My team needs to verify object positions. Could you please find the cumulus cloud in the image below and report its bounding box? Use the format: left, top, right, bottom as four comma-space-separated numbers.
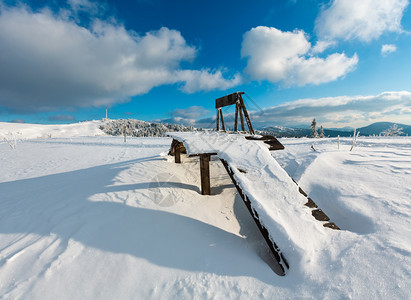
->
250, 91, 411, 128
176, 69, 242, 94
310, 40, 337, 54
0, 5, 240, 112
381, 44, 397, 56
315, 0, 409, 42
241, 26, 358, 86
171, 106, 210, 119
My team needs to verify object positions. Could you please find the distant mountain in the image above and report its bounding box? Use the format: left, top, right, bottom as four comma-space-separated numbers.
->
100, 119, 410, 138
257, 126, 353, 138
357, 122, 411, 136
257, 122, 410, 138
327, 127, 354, 132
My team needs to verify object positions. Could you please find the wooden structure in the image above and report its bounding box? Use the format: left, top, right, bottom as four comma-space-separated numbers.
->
215, 92, 255, 135
166, 92, 339, 276
168, 131, 340, 276
169, 139, 215, 195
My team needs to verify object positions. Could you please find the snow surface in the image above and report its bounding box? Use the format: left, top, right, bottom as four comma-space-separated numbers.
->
0, 122, 410, 299
0, 121, 105, 140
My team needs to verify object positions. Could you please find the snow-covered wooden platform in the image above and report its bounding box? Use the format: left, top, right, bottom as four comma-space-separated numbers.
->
167, 131, 338, 276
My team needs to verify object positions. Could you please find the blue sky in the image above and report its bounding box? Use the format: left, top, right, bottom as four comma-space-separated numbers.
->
0, 0, 410, 128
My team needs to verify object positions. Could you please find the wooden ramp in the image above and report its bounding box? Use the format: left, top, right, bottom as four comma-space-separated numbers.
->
167, 131, 338, 276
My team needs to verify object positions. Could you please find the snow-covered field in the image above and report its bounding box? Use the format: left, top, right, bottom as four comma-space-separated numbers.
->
0, 123, 410, 299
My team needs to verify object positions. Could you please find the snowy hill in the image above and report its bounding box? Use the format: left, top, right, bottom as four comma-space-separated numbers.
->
0, 119, 195, 142
357, 122, 411, 136
0, 133, 410, 298
0, 120, 105, 140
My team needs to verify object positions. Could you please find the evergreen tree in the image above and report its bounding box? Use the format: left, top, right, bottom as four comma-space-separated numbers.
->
310, 118, 319, 138
319, 125, 325, 138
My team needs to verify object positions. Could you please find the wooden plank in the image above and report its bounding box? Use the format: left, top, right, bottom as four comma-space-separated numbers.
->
200, 154, 211, 195
188, 153, 217, 157
245, 135, 285, 150
215, 92, 244, 108
220, 159, 289, 276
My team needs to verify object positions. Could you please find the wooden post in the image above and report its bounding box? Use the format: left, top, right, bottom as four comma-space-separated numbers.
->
234, 102, 239, 132
124, 126, 127, 143
175, 142, 181, 163
216, 109, 220, 131
200, 154, 211, 195
239, 95, 254, 135
219, 109, 226, 132
239, 104, 245, 132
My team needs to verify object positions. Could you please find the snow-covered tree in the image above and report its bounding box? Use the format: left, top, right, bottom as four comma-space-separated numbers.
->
381, 124, 404, 136
310, 118, 319, 138
99, 119, 195, 137
319, 125, 325, 138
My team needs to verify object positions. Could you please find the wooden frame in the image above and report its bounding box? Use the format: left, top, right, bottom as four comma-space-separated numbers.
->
215, 92, 255, 135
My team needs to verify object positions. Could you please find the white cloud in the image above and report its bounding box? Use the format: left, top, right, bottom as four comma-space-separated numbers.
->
0, 5, 240, 112
315, 0, 409, 42
67, 0, 100, 13
311, 40, 336, 54
171, 106, 210, 119
241, 26, 358, 86
250, 91, 411, 128
176, 69, 242, 93
381, 44, 397, 56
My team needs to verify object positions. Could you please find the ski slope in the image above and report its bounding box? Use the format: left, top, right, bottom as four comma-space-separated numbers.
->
0, 122, 410, 299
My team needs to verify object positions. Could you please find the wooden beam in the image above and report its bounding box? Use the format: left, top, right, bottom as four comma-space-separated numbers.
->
220, 159, 289, 276
245, 135, 285, 151
215, 92, 244, 108
188, 152, 217, 157
239, 104, 245, 132
239, 95, 255, 135
175, 142, 181, 163
219, 109, 226, 131
200, 154, 211, 195
234, 102, 239, 132
216, 109, 220, 131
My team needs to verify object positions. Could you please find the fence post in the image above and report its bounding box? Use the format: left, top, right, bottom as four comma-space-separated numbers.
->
200, 154, 211, 195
